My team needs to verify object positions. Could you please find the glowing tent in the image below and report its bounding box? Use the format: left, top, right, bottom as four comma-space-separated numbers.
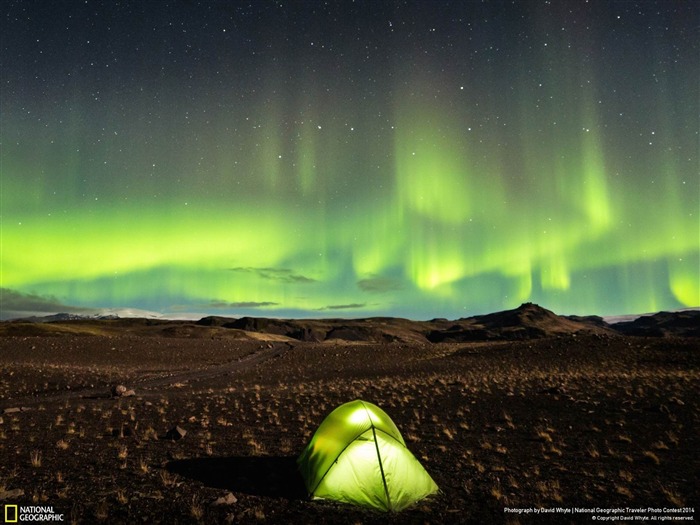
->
297, 399, 439, 512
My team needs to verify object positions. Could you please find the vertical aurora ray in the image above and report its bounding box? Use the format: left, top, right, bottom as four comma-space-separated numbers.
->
393, 94, 469, 292
296, 116, 319, 196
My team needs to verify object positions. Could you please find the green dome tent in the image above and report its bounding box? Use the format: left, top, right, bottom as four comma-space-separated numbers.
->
297, 399, 439, 512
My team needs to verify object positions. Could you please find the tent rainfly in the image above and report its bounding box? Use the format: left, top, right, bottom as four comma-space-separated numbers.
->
297, 399, 439, 512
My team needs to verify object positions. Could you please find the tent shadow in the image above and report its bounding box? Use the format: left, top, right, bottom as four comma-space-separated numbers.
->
166, 455, 307, 500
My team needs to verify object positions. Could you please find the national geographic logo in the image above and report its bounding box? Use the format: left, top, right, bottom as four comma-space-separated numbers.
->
4, 505, 64, 522
4, 505, 18, 523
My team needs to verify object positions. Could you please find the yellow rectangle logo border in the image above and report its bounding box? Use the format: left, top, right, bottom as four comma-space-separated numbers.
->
5, 504, 19, 523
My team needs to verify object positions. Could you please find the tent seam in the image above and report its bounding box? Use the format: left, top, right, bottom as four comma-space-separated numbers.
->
310, 427, 408, 494
362, 400, 393, 511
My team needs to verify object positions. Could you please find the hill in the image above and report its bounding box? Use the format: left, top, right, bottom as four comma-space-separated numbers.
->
3, 303, 697, 341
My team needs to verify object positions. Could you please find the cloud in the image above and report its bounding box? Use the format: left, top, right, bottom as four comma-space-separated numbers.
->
0, 288, 86, 316
208, 300, 279, 309
228, 267, 316, 284
318, 303, 366, 311
357, 276, 403, 293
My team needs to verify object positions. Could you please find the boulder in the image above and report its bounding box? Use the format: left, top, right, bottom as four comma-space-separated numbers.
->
111, 385, 136, 397
211, 492, 238, 506
165, 425, 187, 441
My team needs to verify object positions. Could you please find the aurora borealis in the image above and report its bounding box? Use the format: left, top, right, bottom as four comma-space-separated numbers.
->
1, 1, 698, 320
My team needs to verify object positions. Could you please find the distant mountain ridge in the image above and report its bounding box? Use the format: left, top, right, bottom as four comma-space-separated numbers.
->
5, 303, 698, 341
611, 309, 700, 338
14, 312, 121, 323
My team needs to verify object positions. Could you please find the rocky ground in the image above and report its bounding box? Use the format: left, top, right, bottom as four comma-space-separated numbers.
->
0, 323, 697, 523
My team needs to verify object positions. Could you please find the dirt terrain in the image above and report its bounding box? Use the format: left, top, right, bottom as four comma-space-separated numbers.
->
0, 308, 698, 524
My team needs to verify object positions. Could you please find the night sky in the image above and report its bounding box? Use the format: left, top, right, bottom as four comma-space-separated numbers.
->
1, 1, 698, 320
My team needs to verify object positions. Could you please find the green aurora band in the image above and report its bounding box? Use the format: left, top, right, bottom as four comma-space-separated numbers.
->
1, 4, 698, 319
3, 79, 697, 318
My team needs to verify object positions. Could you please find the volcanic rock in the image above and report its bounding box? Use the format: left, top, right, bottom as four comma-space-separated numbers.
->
211, 492, 238, 506
2, 407, 32, 414
164, 425, 187, 441
111, 385, 136, 397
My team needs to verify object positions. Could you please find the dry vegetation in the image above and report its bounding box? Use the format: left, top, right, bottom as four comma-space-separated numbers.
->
0, 327, 697, 524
